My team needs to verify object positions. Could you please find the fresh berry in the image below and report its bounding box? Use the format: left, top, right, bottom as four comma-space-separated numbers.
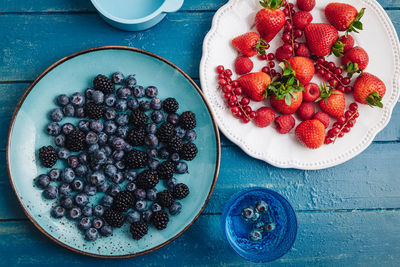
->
179, 111, 196, 130
100, 225, 113, 237
241, 206, 255, 221
38, 145, 58, 168
293, 11, 313, 30
152, 211, 169, 230
296, 43, 311, 57
353, 72, 386, 107
157, 190, 174, 208
135, 170, 159, 189
234, 56, 254, 75
51, 205, 65, 218
102, 208, 124, 228
180, 142, 198, 161
162, 98, 179, 114
130, 221, 148, 240
93, 74, 114, 94
295, 120, 326, 149
339, 35, 355, 53
325, 3, 365, 33
254, 107, 275, 128
231, 32, 267, 57
275, 46, 293, 61
82, 206, 93, 217
297, 102, 315, 120
287, 57, 315, 85
173, 183, 189, 200
79, 217, 92, 230
129, 109, 148, 127
169, 202, 182, 215
84, 102, 104, 120
157, 122, 175, 142
168, 136, 183, 153
313, 112, 330, 128
270, 91, 303, 114
112, 191, 135, 212
317, 83, 346, 118
255, 0, 286, 42
126, 128, 146, 146
126, 76, 137, 89
85, 228, 99, 241
124, 149, 148, 169
112, 72, 124, 84
157, 161, 175, 179
237, 72, 271, 102
305, 23, 339, 56
297, 0, 315, 12
303, 83, 320, 102
342, 46, 369, 75
68, 207, 82, 220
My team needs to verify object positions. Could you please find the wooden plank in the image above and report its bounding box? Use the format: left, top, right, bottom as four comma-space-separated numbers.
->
0, 210, 398, 265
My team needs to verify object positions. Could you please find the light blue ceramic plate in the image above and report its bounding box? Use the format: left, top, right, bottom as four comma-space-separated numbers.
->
7, 46, 220, 258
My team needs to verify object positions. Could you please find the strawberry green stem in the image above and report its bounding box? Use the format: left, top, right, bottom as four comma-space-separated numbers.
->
366, 91, 383, 108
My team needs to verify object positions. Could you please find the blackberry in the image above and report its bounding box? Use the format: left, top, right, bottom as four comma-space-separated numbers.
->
156, 161, 175, 179
38, 145, 58, 168
93, 74, 114, 94
179, 111, 196, 130
156, 122, 175, 143
173, 183, 189, 200
84, 102, 104, 120
157, 190, 174, 208
162, 98, 179, 113
180, 142, 198, 161
126, 128, 145, 146
102, 208, 124, 228
129, 109, 148, 127
124, 149, 148, 169
152, 211, 169, 230
130, 221, 148, 240
113, 191, 135, 212
135, 170, 159, 189
167, 136, 183, 153
65, 130, 86, 152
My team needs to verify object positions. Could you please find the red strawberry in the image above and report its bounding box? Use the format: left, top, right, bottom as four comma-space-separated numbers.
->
342, 46, 369, 76
295, 120, 326, 149
255, 107, 275, 128
232, 32, 268, 57
271, 91, 303, 114
296, 43, 311, 57
303, 83, 320, 102
237, 72, 271, 102
293, 11, 313, 30
325, 3, 365, 33
353, 72, 386, 107
317, 83, 346, 118
296, 0, 315, 12
339, 35, 355, 53
255, 0, 286, 42
275, 46, 293, 61
297, 102, 315, 120
275, 115, 295, 134
288, 57, 315, 85
313, 112, 330, 128
305, 23, 339, 57
234, 56, 253, 75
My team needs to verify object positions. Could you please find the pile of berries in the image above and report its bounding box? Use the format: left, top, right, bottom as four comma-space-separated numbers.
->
241, 200, 276, 242
36, 72, 198, 241
325, 102, 359, 144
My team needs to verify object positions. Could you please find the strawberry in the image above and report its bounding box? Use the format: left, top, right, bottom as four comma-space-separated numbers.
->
237, 72, 271, 102
317, 83, 346, 118
255, 0, 286, 42
313, 112, 330, 128
340, 35, 355, 53
287, 57, 315, 85
295, 120, 326, 149
342, 46, 369, 77
271, 91, 303, 114
325, 3, 365, 34
275, 115, 295, 134
296, 0, 315, 12
255, 107, 275, 128
353, 72, 386, 108
297, 102, 315, 120
303, 83, 320, 102
275, 46, 293, 61
293, 11, 313, 30
305, 23, 339, 57
234, 56, 253, 75
232, 32, 269, 57
296, 43, 311, 57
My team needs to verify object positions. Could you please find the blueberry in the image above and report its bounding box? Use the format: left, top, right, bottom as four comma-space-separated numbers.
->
170, 153, 180, 162
97, 132, 108, 145
108, 135, 116, 145
58, 148, 70, 159
151, 110, 164, 123
97, 181, 110, 193
265, 221, 276, 232
75, 193, 89, 207
61, 168, 75, 183
84, 185, 97, 196
85, 228, 99, 241
255, 201, 268, 213
144, 134, 158, 148
85, 88, 95, 99
169, 202, 182, 215
135, 200, 147, 211
254, 221, 265, 233
84, 131, 98, 145
151, 203, 162, 213
49, 168, 61, 181
102, 195, 113, 207
78, 152, 89, 164
55, 134, 66, 147
112, 137, 126, 150
126, 182, 136, 192
150, 97, 162, 110
165, 177, 177, 190
36, 174, 50, 188
115, 161, 125, 170
116, 126, 128, 138
115, 99, 127, 112
127, 98, 139, 110
249, 229, 262, 242
124, 143, 132, 152
93, 205, 105, 217
90, 171, 105, 186
51, 206, 66, 218
50, 108, 63, 122
241, 206, 255, 221
112, 150, 124, 161
62, 123, 75, 135
251, 211, 261, 222
69, 207, 82, 220
134, 189, 146, 200
145, 86, 158, 98
88, 144, 99, 154
67, 156, 79, 169
146, 188, 158, 201
124, 170, 137, 182
103, 146, 112, 157
104, 164, 117, 178
59, 184, 72, 196
146, 148, 158, 159
82, 206, 93, 217
139, 100, 151, 111
57, 94, 69, 106
112, 72, 124, 84
75, 164, 88, 177
78, 120, 90, 132
175, 126, 186, 138
90, 120, 104, 133
90, 163, 101, 171
167, 113, 179, 125
71, 179, 84, 192
116, 87, 132, 99
79, 217, 92, 230
104, 94, 117, 107
62, 104, 75, 117
185, 130, 197, 141
108, 184, 121, 197
141, 210, 153, 222
92, 217, 104, 229
100, 225, 113, 237
126, 76, 137, 88
176, 162, 188, 174
75, 107, 85, 118
126, 211, 141, 223
112, 172, 124, 184
70, 92, 85, 107
91, 150, 107, 165
158, 147, 169, 159
92, 90, 104, 104
133, 85, 144, 97
115, 114, 129, 126
47, 122, 61, 136
148, 159, 159, 170
103, 121, 117, 135
145, 123, 157, 134
43, 185, 58, 199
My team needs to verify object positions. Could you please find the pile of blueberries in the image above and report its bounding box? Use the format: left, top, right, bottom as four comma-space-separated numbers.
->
36, 72, 197, 241
241, 201, 276, 242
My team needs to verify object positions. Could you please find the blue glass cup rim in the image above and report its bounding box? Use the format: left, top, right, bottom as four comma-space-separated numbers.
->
221, 187, 298, 263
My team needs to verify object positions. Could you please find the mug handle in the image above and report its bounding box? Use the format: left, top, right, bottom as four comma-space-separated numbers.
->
161, 0, 184, 13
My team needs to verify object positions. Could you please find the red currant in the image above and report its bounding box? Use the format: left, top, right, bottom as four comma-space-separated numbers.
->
242, 117, 250, 123
282, 34, 291, 43
222, 85, 232, 93
333, 122, 342, 128
231, 106, 239, 114
224, 69, 232, 77
315, 64, 321, 71
345, 110, 353, 118
318, 69, 326, 76
258, 54, 267, 60
347, 119, 355, 127
234, 87, 243, 95
324, 137, 333, 144
231, 80, 239, 88
353, 112, 359, 118
228, 101, 236, 107
327, 62, 336, 71
283, 8, 289, 16
230, 95, 238, 103
244, 106, 252, 114
327, 130, 335, 138
293, 42, 300, 50
261, 66, 270, 74
291, 9, 295, 15
324, 73, 333, 81
334, 68, 343, 76
329, 78, 338, 87
341, 77, 351, 85
269, 61, 275, 68
226, 77, 232, 83
249, 111, 257, 119
294, 29, 303, 38
240, 97, 250, 106
235, 110, 243, 118
216, 65, 224, 74
344, 86, 353, 93
336, 85, 345, 93
282, 44, 293, 53
349, 103, 358, 111
218, 74, 225, 79
218, 79, 227, 87
271, 69, 277, 75
267, 53, 275, 61
285, 21, 293, 31
317, 57, 325, 64
338, 132, 345, 138
337, 116, 346, 124
224, 92, 232, 100
342, 126, 350, 133
332, 127, 340, 135
288, 3, 294, 8
275, 73, 282, 79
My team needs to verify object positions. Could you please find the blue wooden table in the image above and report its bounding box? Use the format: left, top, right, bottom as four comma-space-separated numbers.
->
0, 0, 399, 265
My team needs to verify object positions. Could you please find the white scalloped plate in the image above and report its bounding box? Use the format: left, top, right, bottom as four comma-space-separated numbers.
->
200, 0, 400, 170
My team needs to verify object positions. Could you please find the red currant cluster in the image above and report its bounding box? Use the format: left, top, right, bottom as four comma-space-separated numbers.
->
325, 102, 359, 144
314, 57, 353, 93
259, 53, 281, 78
216, 65, 256, 123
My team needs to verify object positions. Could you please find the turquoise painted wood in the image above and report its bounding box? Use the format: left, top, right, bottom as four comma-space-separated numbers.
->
0, 0, 399, 265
